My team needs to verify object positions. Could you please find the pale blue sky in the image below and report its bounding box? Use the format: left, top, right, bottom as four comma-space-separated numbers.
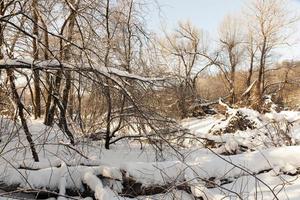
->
149, 0, 246, 34
148, 0, 300, 60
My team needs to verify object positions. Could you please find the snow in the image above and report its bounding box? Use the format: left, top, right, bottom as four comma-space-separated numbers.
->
93, 166, 122, 180
82, 172, 104, 199
0, 58, 163, 82
82, 171, 121, 200
209, 172, 300, 200
136, 190, 195, 200
122, 161, 185, 186
187, 146, 300, 179
1, 107, 300, 199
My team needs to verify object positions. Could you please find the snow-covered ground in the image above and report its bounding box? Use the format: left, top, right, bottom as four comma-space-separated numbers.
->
1, 108, 300, 199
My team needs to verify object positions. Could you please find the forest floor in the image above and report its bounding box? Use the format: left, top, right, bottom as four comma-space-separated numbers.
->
0, 107, 300, 199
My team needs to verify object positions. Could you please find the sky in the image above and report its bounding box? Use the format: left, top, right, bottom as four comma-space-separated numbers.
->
149, 0, 246, 34
148, 0, 300, 61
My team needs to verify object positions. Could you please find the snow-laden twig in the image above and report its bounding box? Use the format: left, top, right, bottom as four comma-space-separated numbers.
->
0, 58, 164, 83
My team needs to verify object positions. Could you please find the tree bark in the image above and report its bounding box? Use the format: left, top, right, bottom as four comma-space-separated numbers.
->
58, 0, 77, 144
6, 69, 39, 162
44, 70, 62, 126
37, 10, 53, 125
255, 36, 267, 107
32, 0, 41, 119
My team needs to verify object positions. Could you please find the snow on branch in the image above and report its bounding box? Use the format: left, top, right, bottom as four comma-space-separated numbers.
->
0, 58, 164, 82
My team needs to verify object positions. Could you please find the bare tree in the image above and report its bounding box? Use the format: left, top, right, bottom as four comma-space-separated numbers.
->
160, 21, 204, 118
245, 31, 257, 90
218, 15, 244, 104
246, 0, 298, 108
0, 0, 39, 161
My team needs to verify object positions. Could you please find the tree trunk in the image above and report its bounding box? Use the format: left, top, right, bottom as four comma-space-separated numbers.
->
178, 84, 188, 119
247, 55, 254, 88
244, 52, 254, 103
38, 11, 53, 125
104, 0, 112, 149
0, 1, 4, 60
68, 76, 74, 120
57, 99, 75, 145
57, 0, 77, 144
60, 70, 71, 126
6, 69, 39, 162
44, 74, 53, 124
44, 70, 62, 126
230, 69, 236, 105
32, 0, 41, 119
228, 46, 236, 105
104, 82, 112, 150
255, 37, 267, 108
